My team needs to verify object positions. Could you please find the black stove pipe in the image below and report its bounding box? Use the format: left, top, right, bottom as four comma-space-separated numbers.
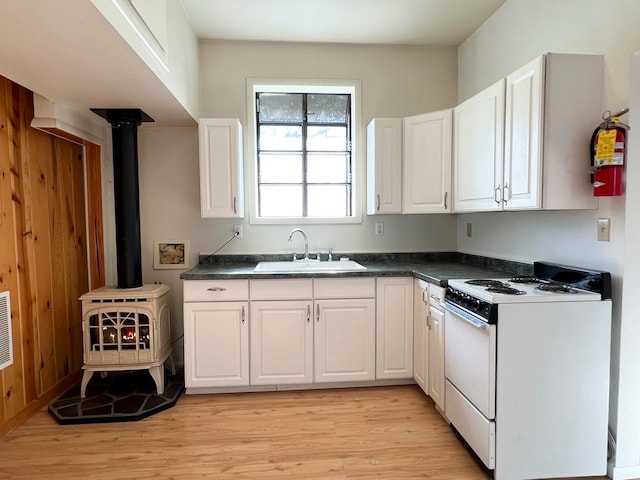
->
91, 108, 154, 289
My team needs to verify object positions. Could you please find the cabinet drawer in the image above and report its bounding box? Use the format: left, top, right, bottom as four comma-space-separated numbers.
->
428, 284, 445, 308
314, 277, 375, 299
250, 279, 313, 300
183, 280, 249, 302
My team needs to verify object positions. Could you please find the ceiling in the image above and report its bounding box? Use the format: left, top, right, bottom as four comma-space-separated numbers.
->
180, 0, 507, 46
0, 0, 506, 129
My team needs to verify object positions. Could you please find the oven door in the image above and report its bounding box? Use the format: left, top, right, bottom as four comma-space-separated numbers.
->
443, 301, 496, 419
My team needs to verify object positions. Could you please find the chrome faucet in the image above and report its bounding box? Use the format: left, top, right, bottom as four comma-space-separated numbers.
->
288, 228, 309, 260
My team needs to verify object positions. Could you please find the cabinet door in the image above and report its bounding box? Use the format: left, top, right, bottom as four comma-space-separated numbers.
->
367, 118, 402, 214
314, 299, 376, 382
413, 280, 429, 394
453, 79, 505, 212
183, 301, 248, 388
376, 277, 413, 379
428, 305, 445, 411
403, 109, 452, 213
504, 56, 544, 209
198, 118, 244, 218
250, 300, 313, 385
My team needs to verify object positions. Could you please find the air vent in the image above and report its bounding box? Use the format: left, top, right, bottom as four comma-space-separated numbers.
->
0, 291, 13, 371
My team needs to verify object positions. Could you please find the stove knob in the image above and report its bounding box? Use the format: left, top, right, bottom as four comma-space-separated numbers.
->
473, 299, 481, 309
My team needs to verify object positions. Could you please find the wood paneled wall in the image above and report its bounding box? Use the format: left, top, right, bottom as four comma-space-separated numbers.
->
0, 76, 97, 435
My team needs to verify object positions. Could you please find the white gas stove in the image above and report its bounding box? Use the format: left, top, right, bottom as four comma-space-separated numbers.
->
442, 261, 612, 480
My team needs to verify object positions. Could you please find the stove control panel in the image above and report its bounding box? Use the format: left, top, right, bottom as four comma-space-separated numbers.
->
445, 287, 497, 323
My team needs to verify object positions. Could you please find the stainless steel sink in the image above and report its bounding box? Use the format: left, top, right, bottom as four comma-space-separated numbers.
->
253, 260, 367, 273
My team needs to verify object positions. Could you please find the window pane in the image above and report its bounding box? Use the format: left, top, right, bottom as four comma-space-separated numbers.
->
307, 94, 348, 123
259, 154, 303, 183
307, 126, 347, 151
307, 154, 349, 183
258, 93, 303, 123
308, 186, 349, 217
259, 185, 303, 217
259, 125, 302, 151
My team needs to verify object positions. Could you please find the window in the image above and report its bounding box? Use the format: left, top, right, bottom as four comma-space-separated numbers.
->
252, 86, 356, 220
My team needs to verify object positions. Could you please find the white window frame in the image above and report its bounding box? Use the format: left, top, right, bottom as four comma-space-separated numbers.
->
246, 78, 363, 225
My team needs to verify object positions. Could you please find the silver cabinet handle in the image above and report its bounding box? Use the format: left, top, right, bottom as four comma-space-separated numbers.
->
376, 194, 380, 211
444, 191, 448, 210
307, 304, 311, 323
207, 287, 227, 292
316, 303, 320, 322
429, 293, 440, 301
426, 315, 431, 329
494, 185, 502, 205
503, 183, 509, 205
233, 196, 237, 214
241, 305, 245, 324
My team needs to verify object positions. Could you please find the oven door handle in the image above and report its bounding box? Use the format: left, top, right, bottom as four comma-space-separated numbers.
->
442, 302, 488, 330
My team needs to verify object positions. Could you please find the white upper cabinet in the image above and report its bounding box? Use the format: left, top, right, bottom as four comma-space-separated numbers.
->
367, 118, 403, 214
198, 118, 244, 218
403, 109, 452, 213
454, 53, 602, 213
454, 79, 505, 212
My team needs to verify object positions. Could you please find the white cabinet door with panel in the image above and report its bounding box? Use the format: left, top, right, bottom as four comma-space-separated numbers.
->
428, 301, 445, 412
198, 118, 244, 218
454, 79, 506, 212
376, 277, 413, 379
367, 118, 402, 214
403, 109, 452, 213
314, 298, 376, 383
250, 300, 313, 385
183, 301, 248, 388
413, 279, 429, 394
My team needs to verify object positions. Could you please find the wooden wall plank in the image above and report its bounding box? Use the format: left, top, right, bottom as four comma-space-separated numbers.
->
84, 142, 104, 290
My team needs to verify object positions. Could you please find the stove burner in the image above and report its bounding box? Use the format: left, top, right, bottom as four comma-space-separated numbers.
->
465, 279, 507, 288
486, 286, 527, 295
510, 276, 542, 284
536, 283, 576, 293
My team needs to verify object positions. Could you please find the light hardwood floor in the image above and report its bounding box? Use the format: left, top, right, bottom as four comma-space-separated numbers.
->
0, 385, 609, 479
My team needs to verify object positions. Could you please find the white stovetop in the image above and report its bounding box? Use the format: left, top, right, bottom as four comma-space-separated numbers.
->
447, 278, 603, 304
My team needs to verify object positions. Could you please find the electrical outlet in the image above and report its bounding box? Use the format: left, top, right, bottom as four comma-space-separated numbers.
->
597, 218, 610, 242
375, 222, 384, 236
466, 223, 473, 238
233, 224, 243, 238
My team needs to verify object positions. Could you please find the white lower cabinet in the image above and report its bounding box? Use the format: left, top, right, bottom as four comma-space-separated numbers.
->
315, 298, 376, 382
413, 279, 429, 394
183, 301, 249, 388
376, 277, 414, 379
250, 300, 313, 385
183, 280, 250, 389
427, 285, 445, 411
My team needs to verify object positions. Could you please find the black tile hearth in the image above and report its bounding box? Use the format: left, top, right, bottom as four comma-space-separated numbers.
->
48, 370, 183, 425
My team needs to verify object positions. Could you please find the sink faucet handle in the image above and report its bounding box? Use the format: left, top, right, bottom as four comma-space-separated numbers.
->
328, 248, 333, 262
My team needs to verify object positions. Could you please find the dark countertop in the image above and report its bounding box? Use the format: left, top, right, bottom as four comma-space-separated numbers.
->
180, 252, 533, 287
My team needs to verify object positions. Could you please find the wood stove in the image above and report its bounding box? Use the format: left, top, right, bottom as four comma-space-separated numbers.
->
80, 284, 174, 397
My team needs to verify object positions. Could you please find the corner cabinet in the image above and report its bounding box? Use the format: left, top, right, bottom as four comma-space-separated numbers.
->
376, 277, 413, 379
198, 118, 244, 218
367, 118, 402, 214
183, 280, 249, 389
454, 53, 602, 212
403, 109, 452, 213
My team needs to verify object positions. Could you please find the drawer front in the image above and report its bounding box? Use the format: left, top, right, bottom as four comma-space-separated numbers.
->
428, 284, 445, 307
250, 279, 313, 300
314, 277, 376, 299
184, 280, 249, 302
445, 380, 495, 469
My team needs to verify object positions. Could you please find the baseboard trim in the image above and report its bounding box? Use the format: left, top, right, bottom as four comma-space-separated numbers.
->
608, 462, 640, 479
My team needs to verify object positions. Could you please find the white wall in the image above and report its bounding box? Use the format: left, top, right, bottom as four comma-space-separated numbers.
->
136, 41, 461, 364
457, 0, 640, 477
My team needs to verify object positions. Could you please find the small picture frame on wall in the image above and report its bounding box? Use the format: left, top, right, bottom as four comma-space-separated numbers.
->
154, 239, 189, 270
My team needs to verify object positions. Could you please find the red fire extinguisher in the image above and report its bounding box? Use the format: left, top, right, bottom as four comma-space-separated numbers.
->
591, 108, 630, 196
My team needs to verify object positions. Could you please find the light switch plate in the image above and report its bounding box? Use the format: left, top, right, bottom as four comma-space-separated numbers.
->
597, 218, 610, 241
375, 222, 384, 236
